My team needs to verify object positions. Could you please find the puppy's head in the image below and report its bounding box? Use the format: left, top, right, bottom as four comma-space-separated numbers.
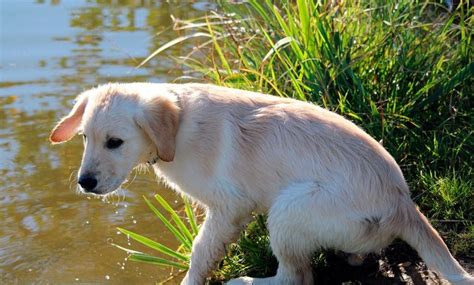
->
50, 84, 180, 195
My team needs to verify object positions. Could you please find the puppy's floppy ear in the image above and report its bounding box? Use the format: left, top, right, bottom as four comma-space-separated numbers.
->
137, 96, 180, 162
49, 93, 88, 144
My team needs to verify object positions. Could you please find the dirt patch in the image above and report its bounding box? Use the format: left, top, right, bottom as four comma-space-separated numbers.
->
313, 242, 473, 284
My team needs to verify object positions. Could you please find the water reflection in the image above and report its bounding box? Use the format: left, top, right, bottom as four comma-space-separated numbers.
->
0, 0, 213, 283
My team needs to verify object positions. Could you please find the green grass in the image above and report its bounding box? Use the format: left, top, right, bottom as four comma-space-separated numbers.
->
114, 194, 199, 272
418, 171, 473, 221
120, 0, 473, 282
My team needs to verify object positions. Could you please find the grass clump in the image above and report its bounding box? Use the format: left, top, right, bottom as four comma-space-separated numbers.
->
418, 171, 473, 221
122, 0, 473, 282
114, 194, 199, 273
213, 215, 277, 281
451, 226, 474, 257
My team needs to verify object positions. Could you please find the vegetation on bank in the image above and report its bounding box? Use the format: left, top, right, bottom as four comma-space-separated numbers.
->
118, 0, 473, 282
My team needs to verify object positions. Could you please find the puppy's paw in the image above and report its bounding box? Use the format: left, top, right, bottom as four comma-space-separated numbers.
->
226, 276, 255, 285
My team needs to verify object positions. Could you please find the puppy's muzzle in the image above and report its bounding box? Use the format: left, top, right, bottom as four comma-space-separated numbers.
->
78, 174, 98, 193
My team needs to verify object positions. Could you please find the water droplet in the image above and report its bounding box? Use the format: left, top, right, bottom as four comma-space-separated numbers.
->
75, 278, 79, 281
121, 266, 125, 270
85, 220, 89, 224
105, 275, 110, 280
28, 268, 32, 272
124, 204, 128, 208
132, 220, 137, 224
116, 231, 121, 235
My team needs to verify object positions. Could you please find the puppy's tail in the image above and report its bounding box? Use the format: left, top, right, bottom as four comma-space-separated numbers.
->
398, 202, 473, 284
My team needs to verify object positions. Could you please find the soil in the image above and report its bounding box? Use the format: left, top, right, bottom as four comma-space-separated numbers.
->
313, 242, 473, 285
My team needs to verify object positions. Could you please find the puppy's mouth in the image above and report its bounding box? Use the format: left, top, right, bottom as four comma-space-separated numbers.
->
78, 180, 124, 196
80, 187, 112, 196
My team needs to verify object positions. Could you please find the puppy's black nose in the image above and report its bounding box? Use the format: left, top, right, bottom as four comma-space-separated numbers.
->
78, 175, 98, 192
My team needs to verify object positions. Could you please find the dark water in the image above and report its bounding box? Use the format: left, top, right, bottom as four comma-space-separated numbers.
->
0, 1, 213, 283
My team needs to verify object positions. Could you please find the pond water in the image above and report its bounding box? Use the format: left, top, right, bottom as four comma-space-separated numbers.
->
0, 1, 214, 283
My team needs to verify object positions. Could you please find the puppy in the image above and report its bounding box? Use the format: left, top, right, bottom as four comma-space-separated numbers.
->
50, 83, 473, 285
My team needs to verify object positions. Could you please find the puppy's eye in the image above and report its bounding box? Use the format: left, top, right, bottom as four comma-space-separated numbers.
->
106, 138, 123, 149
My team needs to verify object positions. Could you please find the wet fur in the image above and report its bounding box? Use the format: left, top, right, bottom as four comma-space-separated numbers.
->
50, 83, 473, 285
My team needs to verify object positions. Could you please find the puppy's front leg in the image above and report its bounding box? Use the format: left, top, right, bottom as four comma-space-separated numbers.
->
181, 208, 246, 285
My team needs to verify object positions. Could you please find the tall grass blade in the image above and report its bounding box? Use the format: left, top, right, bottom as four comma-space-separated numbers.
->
183, 197, 199, 235
262, 37, 294, 63
144, 196, 192, 249
137, 32, 212, 68
207, 18, 232, 76
129, 253, 188, 270
112, 244, 187, 269
154, 194, 194, 243
116, 227, 188, 261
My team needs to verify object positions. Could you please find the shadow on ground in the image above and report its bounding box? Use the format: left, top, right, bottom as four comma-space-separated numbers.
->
314, 241, 473, 284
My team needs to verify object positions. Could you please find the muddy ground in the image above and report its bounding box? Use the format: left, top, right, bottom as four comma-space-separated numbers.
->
312, 242, 473, 284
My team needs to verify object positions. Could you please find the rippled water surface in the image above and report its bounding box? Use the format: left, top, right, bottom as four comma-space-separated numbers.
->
0, 1, 213, 283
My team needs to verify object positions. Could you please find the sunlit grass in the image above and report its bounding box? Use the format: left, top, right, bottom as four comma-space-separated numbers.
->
164, 0, 473, 221
114, 194, 199, 274
417, 171, 473, 221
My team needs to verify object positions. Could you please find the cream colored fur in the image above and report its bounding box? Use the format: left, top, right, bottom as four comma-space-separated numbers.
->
50, 83, 473, 285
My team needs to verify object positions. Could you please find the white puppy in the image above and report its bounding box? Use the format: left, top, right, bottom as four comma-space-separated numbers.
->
50, 83, 473, 285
